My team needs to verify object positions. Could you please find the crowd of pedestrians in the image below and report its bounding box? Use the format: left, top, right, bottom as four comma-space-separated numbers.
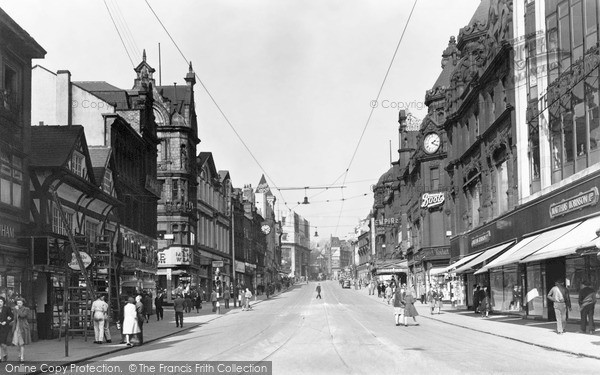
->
0, 296, 31, 363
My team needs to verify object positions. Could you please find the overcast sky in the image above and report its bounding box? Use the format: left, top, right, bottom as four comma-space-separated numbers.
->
2, 0, 480, 241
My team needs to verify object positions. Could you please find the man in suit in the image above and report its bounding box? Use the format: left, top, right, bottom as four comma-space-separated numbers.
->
173, 294, 185, 328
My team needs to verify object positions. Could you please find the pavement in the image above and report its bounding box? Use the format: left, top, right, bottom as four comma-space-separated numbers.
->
10, 282, 600, 369
359, 286, 600, 360
7, 286, 293, 368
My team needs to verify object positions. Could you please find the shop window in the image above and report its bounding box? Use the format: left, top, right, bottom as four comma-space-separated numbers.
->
0, 151, 22, 208
566, 256, 585, 322
526, 264, 545, 317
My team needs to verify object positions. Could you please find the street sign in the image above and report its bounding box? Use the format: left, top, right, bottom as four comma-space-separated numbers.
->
212, 260, 224, 268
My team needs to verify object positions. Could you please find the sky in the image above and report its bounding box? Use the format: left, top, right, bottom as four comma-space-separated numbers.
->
1, 0, 480, 242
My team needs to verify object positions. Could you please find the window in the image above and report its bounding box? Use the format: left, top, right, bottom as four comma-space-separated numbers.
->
69, 151, 85, 178
86, 221, 99, 242
430, 167, 440, 191
584, 0, 597, 48
0, 150, 22, 208
171, 179, 179, 201
464, 170, 481, 230
102, 169, 113, 193
495, 158, 509, 216
52, 205, 73, 236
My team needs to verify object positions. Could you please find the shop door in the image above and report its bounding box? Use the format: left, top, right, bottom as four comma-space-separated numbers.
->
545, 258, 566, 321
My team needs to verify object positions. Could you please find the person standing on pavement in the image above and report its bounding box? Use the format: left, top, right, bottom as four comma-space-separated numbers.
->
154, 292, 164, 321
91, 294, 109, 344
547, 279, 571, 334
210, 289, 218, 313
385, 284, 393, 304
391, 288, 405, 326
135, 295, 145, 345
121, 297, 140, 347
316, 283, 322, 299
402, 291, 420, 327
0, 296, 13, 362
194, 290, 203, 312
578, 280, 596, 334
480, 286, 491, 318
142, 293, 152, 323
244, 288, 253, 310
473, 285, 481, 313
173, 294, 185, 328
223, 286, 231, 309
184, 293, 192, 314
11, 297, 31, 362
427, 289, 436, 314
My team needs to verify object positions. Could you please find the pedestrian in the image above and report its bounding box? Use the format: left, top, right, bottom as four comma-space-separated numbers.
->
473, 284, 481, 313
210, 289, 218, 312
142, 293, 152, 323
385, 284, 393, 304
427, 289, 436, 314
154, 292, 164, 321
244, 288, 253, 310
316, 283, 322, 299
91, 294, 109, 344
435, 287, 444, 314
173, 294, 184, 328
547, 279, 571, 334
134, 295, 144, 345
391, 288, 405, 326
239, 288, 245, 310
184, 293, 192, 314
480, 286, 491, 318
223, 286, 231, 309
11, 297, 30, 362
121, 297, 140, 347
194, 291, 203, 312
0, 296, 14, 362
402, 291, 420, 327
578, 280, 596, 334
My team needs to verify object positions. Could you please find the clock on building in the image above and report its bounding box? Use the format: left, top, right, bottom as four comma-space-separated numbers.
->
261, 224, 271, 235
423, 133, 441, 154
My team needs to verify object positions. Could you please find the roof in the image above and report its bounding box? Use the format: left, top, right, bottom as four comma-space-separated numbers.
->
432, 57, 456, 89
469, 0, 491, 25
218, 170, 231, 183
88, 147, 111, 185
73, 81, 130, 110
197, 152, 218, 178
0, 7, 46, 58
73, 81, 122, 92
30, 125, 83, 167
157, 85, 192, 111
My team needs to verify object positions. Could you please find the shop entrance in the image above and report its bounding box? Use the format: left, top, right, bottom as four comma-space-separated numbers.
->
545, 258, 566, 321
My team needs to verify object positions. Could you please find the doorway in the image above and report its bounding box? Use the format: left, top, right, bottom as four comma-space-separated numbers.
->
545, 258, 566, 321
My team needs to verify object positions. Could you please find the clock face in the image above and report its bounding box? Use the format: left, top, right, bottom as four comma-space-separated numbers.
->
423, 133, 441, 154
261, 224, 271, 235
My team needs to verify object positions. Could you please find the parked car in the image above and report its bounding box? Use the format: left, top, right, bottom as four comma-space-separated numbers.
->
342, 279, 351, 288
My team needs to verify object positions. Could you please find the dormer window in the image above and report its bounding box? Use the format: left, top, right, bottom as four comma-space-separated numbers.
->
102, 169, 113, 193
69, 151, 86, 178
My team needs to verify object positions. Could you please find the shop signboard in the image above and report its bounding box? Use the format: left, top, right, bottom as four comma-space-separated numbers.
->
68, 251, 92, 270
471, 231, 491, 248
235, 260, 245, 273
549, 187, 599, 219
157, 246, 192, 266
421, 192, 445, 209
212, 260, 224, 268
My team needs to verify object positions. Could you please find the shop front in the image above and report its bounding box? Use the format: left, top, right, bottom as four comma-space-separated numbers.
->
452, 171, 600, 320
157, 245, 199, 302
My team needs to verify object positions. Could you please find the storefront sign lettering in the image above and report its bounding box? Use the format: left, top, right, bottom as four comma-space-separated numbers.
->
471, 231, 491, 247
549, 187, 599, 219
0, 224, 15, 239
212, 260, 224, 268
68, 251, 92, 270
157, 246, 192, 266
421, 192, 445, 208
375, 217, 400, 226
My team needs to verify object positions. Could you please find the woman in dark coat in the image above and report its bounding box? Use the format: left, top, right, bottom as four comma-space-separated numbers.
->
402, 291, 420, 327
11, 297, 31, 362
480, 286, 492, 318
0, 296, 13, 361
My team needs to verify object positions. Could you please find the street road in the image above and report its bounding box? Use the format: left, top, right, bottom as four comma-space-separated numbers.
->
91, 281, 600, 374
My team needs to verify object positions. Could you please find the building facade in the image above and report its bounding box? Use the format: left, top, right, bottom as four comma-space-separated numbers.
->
277, 209, 311, 280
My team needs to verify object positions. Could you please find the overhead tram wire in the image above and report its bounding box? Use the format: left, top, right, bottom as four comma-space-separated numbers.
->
103, 0, 135, 67
144, 0, 292, 210
334, 0, 419, 235
111, 0, 142, 60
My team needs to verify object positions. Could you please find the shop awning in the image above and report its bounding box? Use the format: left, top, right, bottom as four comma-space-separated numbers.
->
443, 251, 484, 274
428, 267, 447, 276
453, 241, 515, 274
521, 216, 600, 263
474, 222, 580, 274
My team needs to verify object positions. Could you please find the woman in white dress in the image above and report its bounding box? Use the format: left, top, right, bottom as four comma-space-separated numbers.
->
121, 297, 140, 346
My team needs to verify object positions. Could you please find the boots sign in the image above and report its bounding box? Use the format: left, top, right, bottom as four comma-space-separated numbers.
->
421, 192, 445, 209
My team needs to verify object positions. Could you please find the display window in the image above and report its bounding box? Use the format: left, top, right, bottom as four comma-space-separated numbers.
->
526, 264, 545, 317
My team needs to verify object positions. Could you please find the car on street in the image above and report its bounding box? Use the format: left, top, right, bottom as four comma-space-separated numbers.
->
342, 279, 351, 288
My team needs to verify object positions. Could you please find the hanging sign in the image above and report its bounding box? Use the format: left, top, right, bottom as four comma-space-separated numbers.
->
421, 192, 445, 208
68, 251, 93, 270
